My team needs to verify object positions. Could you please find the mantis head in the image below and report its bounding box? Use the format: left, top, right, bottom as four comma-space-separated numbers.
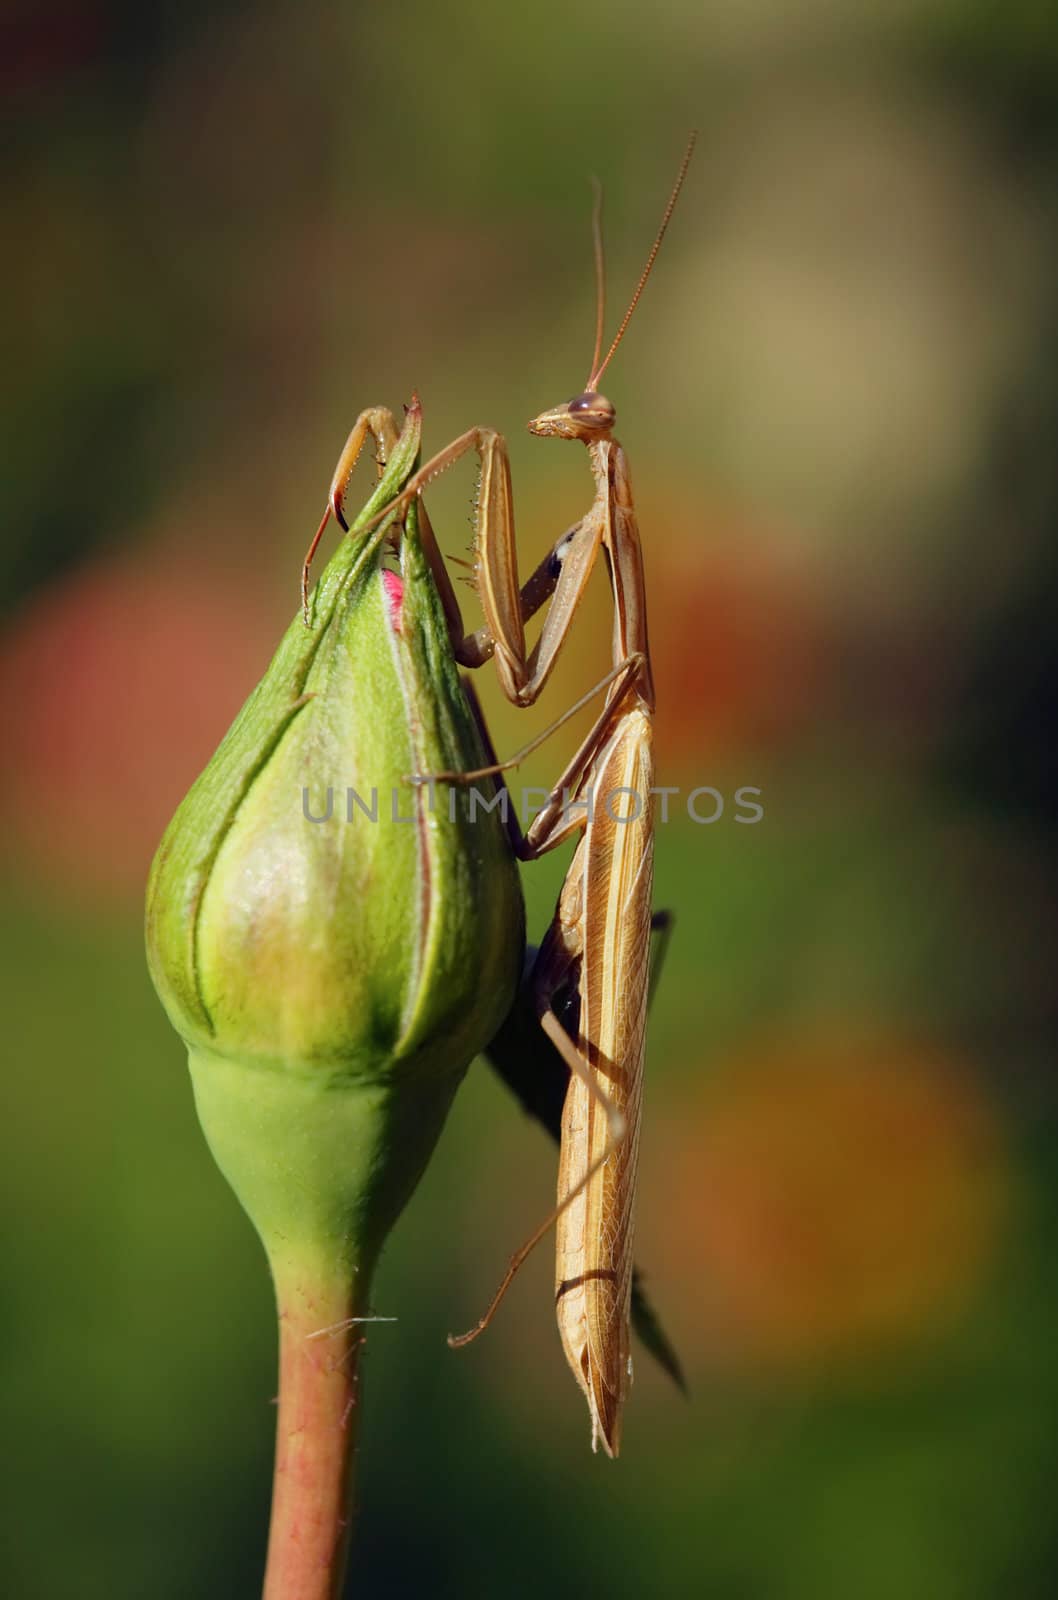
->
528, 390, 616, 441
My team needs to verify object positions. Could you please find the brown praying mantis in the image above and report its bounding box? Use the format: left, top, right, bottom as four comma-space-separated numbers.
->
301, 135, 695, 1456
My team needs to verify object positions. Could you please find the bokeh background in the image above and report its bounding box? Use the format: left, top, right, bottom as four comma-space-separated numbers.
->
4, 2, 1058, 1595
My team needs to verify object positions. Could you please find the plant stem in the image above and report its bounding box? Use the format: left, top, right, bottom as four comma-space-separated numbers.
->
262, 1266, 368, 1600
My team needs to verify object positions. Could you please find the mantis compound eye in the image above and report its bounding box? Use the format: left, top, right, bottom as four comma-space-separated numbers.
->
567, 391, 616, 429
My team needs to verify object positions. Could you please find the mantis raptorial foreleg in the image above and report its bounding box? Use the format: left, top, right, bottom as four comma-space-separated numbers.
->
347, 425, 608, 704
301, 407, 400, 619
303, 412, 608, 722
300, 402, 473, 645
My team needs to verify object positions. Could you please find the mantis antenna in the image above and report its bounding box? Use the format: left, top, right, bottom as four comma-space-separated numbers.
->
587, 175, 606, 388
586, 129, 697, 392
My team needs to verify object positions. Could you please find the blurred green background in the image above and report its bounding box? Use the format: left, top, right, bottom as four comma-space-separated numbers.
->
4, 1, 1058, 1595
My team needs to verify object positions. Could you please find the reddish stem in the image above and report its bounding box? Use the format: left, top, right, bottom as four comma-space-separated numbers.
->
262, 1272, 367, 1600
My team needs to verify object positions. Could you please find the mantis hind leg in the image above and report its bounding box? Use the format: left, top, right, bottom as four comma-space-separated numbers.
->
447, 942, 626, 1353
471, 910, 683, 1390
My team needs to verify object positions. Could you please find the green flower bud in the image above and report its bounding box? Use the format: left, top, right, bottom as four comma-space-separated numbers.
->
146, 399, 524, 1285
